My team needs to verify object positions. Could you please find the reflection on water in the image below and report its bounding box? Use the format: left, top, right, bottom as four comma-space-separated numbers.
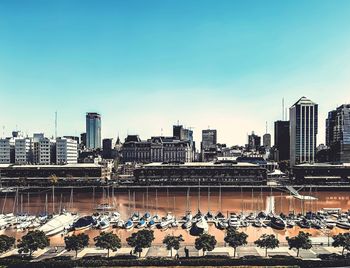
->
0, 188, 349, 245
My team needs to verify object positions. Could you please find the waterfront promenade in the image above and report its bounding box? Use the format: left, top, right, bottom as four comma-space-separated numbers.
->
0, 242, 343, 261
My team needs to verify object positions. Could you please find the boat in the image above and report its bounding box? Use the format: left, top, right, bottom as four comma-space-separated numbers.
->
270, 216, 286, 230
228, 213, 240, 228
98, 217, 110, 230
137, 218, 147, 228
148, 218, 156, 228
217, 220, 228, 229
160, 213, 175, 229
109, 212, 120, 223
124, 219, 134, 229
336, 220, 350, 230
131, 212, 139, 222
297, 218, 311, 229
195, 216, 209, 233
38, 211, 78, 236
73, 216, 95, 231
96, 203, 114, 211
143, 212, 151, 220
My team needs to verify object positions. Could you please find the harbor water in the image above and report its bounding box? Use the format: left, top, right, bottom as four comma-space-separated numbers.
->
0, 187, 349, 246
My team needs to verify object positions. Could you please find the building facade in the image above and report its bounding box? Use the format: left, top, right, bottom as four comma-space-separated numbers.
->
0, 139, 11, 164
274, 120, 290, 161
15, 138, 33, 164
290, 97, 318, 166
56, 137, 78, 164
121, 135, 193, 163
326, 104, 350, 163
247, 132, 261, 151
263, 133, 271, 149
86, 112, 101, 150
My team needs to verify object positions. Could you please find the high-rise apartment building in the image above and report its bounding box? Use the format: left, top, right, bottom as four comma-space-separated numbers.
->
0, 139, 11, 164
15, 138, 33, 164
86, 112, 101, 150
274, 120, 290, 161
290, 97, 318, 166
326, 104, 350, 163
56, 137, 78, 164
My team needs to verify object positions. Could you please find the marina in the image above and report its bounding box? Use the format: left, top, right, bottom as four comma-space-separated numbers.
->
0, 187, 349, 246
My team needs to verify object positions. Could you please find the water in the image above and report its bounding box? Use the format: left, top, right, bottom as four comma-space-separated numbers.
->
1, 187, 349, 246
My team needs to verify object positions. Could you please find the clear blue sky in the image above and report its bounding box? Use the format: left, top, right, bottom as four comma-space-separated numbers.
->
1, 0, 350, 145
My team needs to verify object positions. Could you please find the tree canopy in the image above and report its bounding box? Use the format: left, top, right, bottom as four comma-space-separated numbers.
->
94, 232, 121, 258
195, 233, 217, 256
162, 235, 184, 258
286, 231, 312, 257
18, 230, 50, 258
0, 235, 15, 254
224, 228, 248, 258
127, 229, 155, 257
332, 233, 350, 256
64, 233, 89, 258
254, 234, 279, 257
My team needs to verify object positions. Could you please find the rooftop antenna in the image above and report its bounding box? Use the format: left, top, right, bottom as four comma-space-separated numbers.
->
285, 108, 288, 121
161, 128, 163, 136
2, 126, 4, 138
55, 111, 57, 139
282, 98, 284, 120
265, 121, 268, 134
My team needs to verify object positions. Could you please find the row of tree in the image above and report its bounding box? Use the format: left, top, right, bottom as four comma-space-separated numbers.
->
1, 229, 350, 259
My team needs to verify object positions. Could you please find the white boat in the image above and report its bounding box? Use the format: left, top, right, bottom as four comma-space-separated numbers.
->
228, 214, 240, 228
196, 216, 209, 233
160, 213, 175, 229
96, 203, 114, 211
336, 220, 350, 230
109, 212, 120, 223
38, 211, 78, 236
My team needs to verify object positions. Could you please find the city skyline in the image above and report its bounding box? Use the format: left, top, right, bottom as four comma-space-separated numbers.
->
1, 1, 350, 145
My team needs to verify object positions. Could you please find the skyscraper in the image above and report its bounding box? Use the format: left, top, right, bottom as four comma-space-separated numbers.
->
326, 104, 350, 163
274, 120, 290, 161
290, 97, 318, 166
247, 131, 261, 151
86, 112, 101, 150
263, 133, 271, 149
201, 129, 217, 150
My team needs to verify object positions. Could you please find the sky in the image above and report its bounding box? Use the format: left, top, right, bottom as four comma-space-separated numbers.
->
1, 0, 350, 146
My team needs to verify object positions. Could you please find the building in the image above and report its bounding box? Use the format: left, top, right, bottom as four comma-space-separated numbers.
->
0, 163, 109, 179
326, 104, 350, 163
293, 163, 350, 184
290, 97, 318, 166
0, 139, 11, 164
263, 133, 271, 149
15, 138, 33, 164
274, 121, 290, 161
102, 138, 114, 159
80, 133, 87, 147
201, 129, 217, 149
56, 137, 78, 164
121, 135, 193, 163
86, 112, 101, 150
134, 161, 267, 185
38, 138, 56, 164
247, 132, 261, 151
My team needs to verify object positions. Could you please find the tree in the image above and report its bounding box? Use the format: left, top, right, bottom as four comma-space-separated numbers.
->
126, 230, 155, 258
162, 234, 184, 258
224, 228, 248, 258
195, 233, 217, 256
332, 233, 350, 256
0, 235, 15, 254
286, 231, 312, 257
64, 233, 89, 259
94, 232, 121, 258
17, 230, 49, 258
254, 234, 279, 257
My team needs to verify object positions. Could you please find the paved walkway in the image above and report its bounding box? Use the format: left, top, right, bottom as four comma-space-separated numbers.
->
0, 245, 345, 260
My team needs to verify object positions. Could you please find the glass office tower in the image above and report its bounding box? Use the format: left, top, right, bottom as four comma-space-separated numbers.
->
86, 112, 101, 149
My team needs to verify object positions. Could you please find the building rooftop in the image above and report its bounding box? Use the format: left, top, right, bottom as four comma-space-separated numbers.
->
143, 161, 259, 167
0, 163, 102, 169
295, 163, 350, 168
292, 96, 317, 107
